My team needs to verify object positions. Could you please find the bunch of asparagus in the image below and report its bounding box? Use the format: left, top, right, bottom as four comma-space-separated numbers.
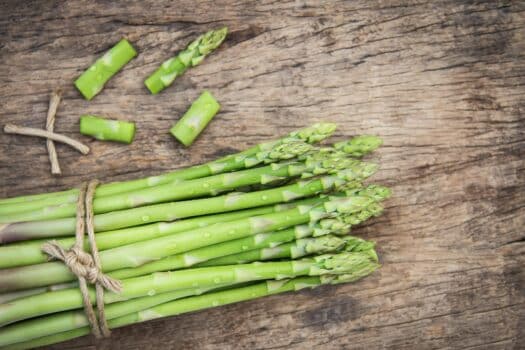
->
0, 123, 390, 349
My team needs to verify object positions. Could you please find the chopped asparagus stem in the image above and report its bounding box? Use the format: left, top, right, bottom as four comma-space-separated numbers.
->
170, 91, 220, 146
74, 39, 137, 100
80, 115, 136, 144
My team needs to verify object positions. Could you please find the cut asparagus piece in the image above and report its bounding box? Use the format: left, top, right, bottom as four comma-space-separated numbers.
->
74, 39, 137, 100
145, 27, 227, 94
170, 91, 220, 146
80, 115, 136, 144
0, 250, 378, 342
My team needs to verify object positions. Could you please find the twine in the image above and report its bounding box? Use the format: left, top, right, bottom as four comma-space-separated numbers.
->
42, 180, 121, 338
45, 90, 62, 175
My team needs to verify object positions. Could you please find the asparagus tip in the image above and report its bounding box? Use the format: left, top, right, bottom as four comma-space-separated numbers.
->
335, 135, 383, 157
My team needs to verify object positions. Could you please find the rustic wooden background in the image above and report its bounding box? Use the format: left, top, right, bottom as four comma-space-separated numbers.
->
1, 0, 524, 349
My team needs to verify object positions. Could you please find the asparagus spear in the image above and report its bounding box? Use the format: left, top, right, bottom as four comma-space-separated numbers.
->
0, 197, 327, 269
145, 27, 228, 94
170, 90, 220, 146
197, 235, 365, 266
0, 146, 363, 222
334, 135, 383, 157
0, 163, 376, 244
0, 251, 378, 344
0, 284, 227, 346
74, 39, 137, 100
0, 188, 382, 296
0, 191, 378, 303
0, 192, 377, 292
108, 222, 349, 280
0, 123, 337, 216
109, 189, 386, 280
5, 272, 379, 350
0, 282, 75, 304
79, 115, 136, 144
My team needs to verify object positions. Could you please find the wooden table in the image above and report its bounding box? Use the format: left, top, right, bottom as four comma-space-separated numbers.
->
1, 1, 523, 349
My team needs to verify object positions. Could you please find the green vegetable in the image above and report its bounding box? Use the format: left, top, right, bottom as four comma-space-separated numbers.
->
334, 135, 383, 157
0, 123, 391, 350
0, 197, 326, 269
3, 140, 356, 221
0, 123, 336, 219
0, 164, 377, 244
110, 192, 386, 279
80, 115, 136, 144
170, 91, 220, 146
0, 250, 378, 345
198, 235, 352, 266
145, 28, 228, 94
74, 39, 137, 100
0, 193, 378, 293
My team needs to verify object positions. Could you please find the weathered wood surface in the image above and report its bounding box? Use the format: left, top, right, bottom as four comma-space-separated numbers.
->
1, 0, 524, 349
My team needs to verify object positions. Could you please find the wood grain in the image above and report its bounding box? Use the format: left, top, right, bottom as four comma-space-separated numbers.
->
0, 0, 524, 349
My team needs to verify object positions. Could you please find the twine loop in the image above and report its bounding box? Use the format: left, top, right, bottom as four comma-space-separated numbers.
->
41, 180, 121, 338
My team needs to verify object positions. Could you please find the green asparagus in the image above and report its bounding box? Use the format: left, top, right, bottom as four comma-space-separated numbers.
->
145, 27, 228, 94
0, 193, 377, 292
80, 115, 136, 144
170, 90, 220, 146
198, 235, 361, 266
0, 145, 363, 222
0, 164, 376, 244
0, 123, 336, 217
0, 124, 391, 350
0, 197, 327, 269
0, 250, 376, 331
74, 39, 137, 100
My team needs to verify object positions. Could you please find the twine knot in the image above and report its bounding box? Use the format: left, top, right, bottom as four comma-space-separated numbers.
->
41, 180, 120, 339
42, 241, 121, 293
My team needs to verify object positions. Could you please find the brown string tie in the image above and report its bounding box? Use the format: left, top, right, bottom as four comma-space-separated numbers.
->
42, 180, 122, 338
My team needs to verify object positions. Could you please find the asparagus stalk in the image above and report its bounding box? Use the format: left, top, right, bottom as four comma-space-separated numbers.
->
197, 235, 362, 266
0, 140, 312, 220
0, 192, 377, 292
5, 273, 379, 350
0, 197, 327, 269
79, 115, 136, 144
0, 123, 337, 216
0, 251, 378, 344
108, 227, 312, 280
109, 189, 386, 280
0, 284, 228, 347
0, 163, 376, 244
0, 187, 382, 297
0, 198, 347, 303
0, 146, 362, 222
170, 90, 220, 146
145, 27, 228, 94
74, 39, 137, 100
0, 282, 75, 304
